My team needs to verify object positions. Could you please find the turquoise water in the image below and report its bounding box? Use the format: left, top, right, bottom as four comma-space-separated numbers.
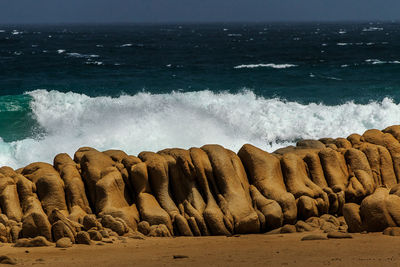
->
0, 22, 400, 167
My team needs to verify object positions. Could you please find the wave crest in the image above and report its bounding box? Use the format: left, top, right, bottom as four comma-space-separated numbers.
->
0, 89, 399, 168
234, 63, 297, 69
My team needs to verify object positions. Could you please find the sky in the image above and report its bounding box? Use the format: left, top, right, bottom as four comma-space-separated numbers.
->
0, 0, 399, 24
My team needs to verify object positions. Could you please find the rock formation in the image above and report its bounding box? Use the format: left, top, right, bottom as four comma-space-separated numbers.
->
1, 125, 400, 244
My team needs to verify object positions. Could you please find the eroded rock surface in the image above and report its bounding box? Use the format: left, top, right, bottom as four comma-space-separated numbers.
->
1, 125, 400, 246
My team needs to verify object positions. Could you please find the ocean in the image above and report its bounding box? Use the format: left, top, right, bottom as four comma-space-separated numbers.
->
0, 22, 400, 168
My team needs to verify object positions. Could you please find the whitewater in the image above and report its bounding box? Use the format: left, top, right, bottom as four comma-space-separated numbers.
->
0, 89, 399, 168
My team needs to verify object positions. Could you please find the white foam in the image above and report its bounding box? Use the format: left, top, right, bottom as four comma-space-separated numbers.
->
85, 61, 103, 65
0, 90, 400, 168
57, 49, 66, 54
67, 53, 99, 58
120, 44, 133, 47
363, 27, 383, 32
234, 63, 297, 69
365, 59, 400, 65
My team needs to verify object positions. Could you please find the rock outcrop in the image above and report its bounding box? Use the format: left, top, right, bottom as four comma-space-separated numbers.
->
1, 125, 400, 244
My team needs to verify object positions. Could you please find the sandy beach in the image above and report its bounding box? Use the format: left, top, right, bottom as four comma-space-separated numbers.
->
0, 233, 398, 266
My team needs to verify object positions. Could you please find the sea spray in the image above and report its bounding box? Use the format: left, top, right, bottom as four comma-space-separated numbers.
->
0, 89, 399, 168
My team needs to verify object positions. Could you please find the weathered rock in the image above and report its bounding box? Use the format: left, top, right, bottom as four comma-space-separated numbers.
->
137, 221, 150, 235
296, 140, 325, 149
16, 174, 52, 240
158, 148, 209, 236
189, 148, 233, 235
10, 225, 21, 243
21, 162, 68, 217
360, 188, 400, 232
200, 145, 260, 234
383, 227, 400, 236
100, 215, 129, 236
0, 255, 17, 265
88, 229, 102, 241
238, 144, 296, 225
280, 224, 296, 233
126, 231, 146, 240
51, 220, 75, 243
75, 231, 92, 245
100, 229, 109, 238
77, 148, 139, 230
321, 221, 338, 233
14, 236, 52, 247
138, 152, 190, 235
0, 167, 23, 222
82, 214, 99, 231
295, 220, 315, 232
148, 224, 172, 237
54, 154, 92, 222
281, 153, 329, 219
56, 237, 73, 248
343, 203, 363, 233
1, 125, 400, 240
128, 162, 173, 234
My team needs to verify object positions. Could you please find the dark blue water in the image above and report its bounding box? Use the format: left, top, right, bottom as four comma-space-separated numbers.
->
0, 22, 400, 167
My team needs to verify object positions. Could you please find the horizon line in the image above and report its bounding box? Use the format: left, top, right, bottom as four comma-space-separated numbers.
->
0, 19, 398, 26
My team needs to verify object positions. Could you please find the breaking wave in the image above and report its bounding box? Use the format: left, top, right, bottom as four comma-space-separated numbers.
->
0, 89, 399, 168
234, 63, 297, 69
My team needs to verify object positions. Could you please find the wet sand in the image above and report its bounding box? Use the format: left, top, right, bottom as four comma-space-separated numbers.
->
1, 233, 399, 266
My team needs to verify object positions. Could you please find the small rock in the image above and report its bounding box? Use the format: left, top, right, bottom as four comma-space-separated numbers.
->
138, 221, 150, 235
0, 215, 9, 226
102, 239, 113, 244
0, 223, 7, 237
10, 226, 21, 243
327, 231, 353, 239
383, 227, 400, 236
295, 220, 315, 232
75, 231, 92, 245
320, 214, 340, 227
126, 232, 146, 240
109, 231, 118, 237
56, 237, 73, 248
321, 221, 338, 233
173, 255, 189, 259
96, 242, 105, 246
0, 255, 17, 265
100, 230, 109, 238
305, 217, 324, 228
83, 215, 98, 231
100, 215, 128, 236
88, 230, 102, 241
14, 236, 52, 247
301, 234, 328, 241
280, 224, 296, 234
148, 224, 171, 237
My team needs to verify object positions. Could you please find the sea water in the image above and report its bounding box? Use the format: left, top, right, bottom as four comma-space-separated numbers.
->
0, 22, 399, 167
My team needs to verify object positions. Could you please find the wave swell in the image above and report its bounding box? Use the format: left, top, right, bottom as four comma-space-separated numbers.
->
0, 89, 399, 168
